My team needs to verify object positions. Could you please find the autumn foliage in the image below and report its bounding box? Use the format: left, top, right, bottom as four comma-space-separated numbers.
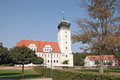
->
72, 0, 120, 73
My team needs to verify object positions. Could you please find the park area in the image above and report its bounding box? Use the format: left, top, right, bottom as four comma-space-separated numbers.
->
1, 67, 120, 80
0, 69, 42, 80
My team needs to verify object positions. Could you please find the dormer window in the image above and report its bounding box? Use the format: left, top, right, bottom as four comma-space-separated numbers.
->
43, 44, 52, 52
28, 43, 37, 51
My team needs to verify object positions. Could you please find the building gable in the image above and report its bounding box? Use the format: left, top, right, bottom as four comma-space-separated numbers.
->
16, 40, 61, 53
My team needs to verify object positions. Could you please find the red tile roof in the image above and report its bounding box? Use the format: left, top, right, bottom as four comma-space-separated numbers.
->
16, 40, 61, 53
87, 55, 116, 61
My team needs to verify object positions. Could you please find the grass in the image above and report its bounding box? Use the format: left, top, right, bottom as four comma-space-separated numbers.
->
0, 69, 42, 79
73, 68, 120, 74
0, 68, 120, 80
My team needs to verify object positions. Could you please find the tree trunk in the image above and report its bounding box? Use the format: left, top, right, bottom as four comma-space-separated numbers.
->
99, 50, 104, 73
22, 64, 24, 79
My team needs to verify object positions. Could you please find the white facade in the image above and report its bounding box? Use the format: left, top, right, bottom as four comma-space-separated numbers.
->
58, 27, 72, 54
84, 56, 118, 67
36, 52, 61, 68
57, 19, 73, 67
84, 57, 96, 67
18, 18, 74, 68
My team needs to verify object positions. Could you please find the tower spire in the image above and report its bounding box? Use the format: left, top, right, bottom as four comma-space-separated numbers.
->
62, 11, 65, 20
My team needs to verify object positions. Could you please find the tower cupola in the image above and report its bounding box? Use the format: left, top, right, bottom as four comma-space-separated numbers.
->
58, 11, 71, 29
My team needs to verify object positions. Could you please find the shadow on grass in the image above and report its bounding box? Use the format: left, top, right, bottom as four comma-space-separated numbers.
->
78, 69, 99, 73
0, 73, 21, 76
0, 73, 42, 79
24, 74, 42, 79
0, 73, 21, 79
76, 68, 120, 73
104, 68, 120, 73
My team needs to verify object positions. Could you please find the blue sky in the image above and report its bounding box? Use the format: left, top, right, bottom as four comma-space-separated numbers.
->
0, 0, 87, 52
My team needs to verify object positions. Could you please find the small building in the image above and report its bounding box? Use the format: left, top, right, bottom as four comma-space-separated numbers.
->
16, 15, 73, 68
84, 55, 118, 67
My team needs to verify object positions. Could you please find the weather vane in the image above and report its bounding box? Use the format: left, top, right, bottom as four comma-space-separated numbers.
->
62, 11, 65, 20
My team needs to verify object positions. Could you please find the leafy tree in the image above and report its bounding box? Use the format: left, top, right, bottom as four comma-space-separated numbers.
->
32, 57, 43, 64
73, 53, 88, 66
114, 52, 120, 66
0, 43, 11, 65
72, 0, 120, 73
62, 60, 69, 64
73, 52, 98, 66
95, 60, 99, 67
9, 46, 43, 79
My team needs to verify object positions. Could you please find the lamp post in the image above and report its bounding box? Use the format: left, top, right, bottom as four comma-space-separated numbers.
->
50, 50, 53, 78
45, 53, 47, 68
44, 53, 46, 68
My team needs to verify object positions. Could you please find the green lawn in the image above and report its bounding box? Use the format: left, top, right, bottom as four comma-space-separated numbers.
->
0, 69, 42, 79
0, 68, 120, 80
74, 68, 120, 74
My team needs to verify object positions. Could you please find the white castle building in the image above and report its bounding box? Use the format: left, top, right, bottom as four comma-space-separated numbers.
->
16, 15, 73, 68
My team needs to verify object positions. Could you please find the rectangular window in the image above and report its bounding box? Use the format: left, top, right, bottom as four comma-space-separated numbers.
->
66, 55, 68, 58
65, 35, 67, 38
48, 54, 49, 57
66, 47, 67, 49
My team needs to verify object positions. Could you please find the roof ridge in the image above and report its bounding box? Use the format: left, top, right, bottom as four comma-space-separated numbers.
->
21, 39, 58, 43
17, 40, 61, 53
87, 55, 114, 56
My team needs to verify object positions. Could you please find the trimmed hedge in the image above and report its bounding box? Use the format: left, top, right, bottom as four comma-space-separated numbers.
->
34, 67, 51, 77
34, 67, 120, 80
53, 70, 120, 80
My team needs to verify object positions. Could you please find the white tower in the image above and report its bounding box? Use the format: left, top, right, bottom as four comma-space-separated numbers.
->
57, 12, 73, 67
58, 12, 72, 54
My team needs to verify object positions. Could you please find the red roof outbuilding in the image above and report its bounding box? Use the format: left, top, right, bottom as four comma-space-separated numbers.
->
87, 55, 116, 61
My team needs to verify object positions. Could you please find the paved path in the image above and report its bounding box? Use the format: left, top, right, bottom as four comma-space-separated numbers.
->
23, 78, 52, 80
0, 78, 52, 80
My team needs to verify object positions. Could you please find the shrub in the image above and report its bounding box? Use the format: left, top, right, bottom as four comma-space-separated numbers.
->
53, 70, 120, 80
34, 67, 120, 80
33, 67, 51, 77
